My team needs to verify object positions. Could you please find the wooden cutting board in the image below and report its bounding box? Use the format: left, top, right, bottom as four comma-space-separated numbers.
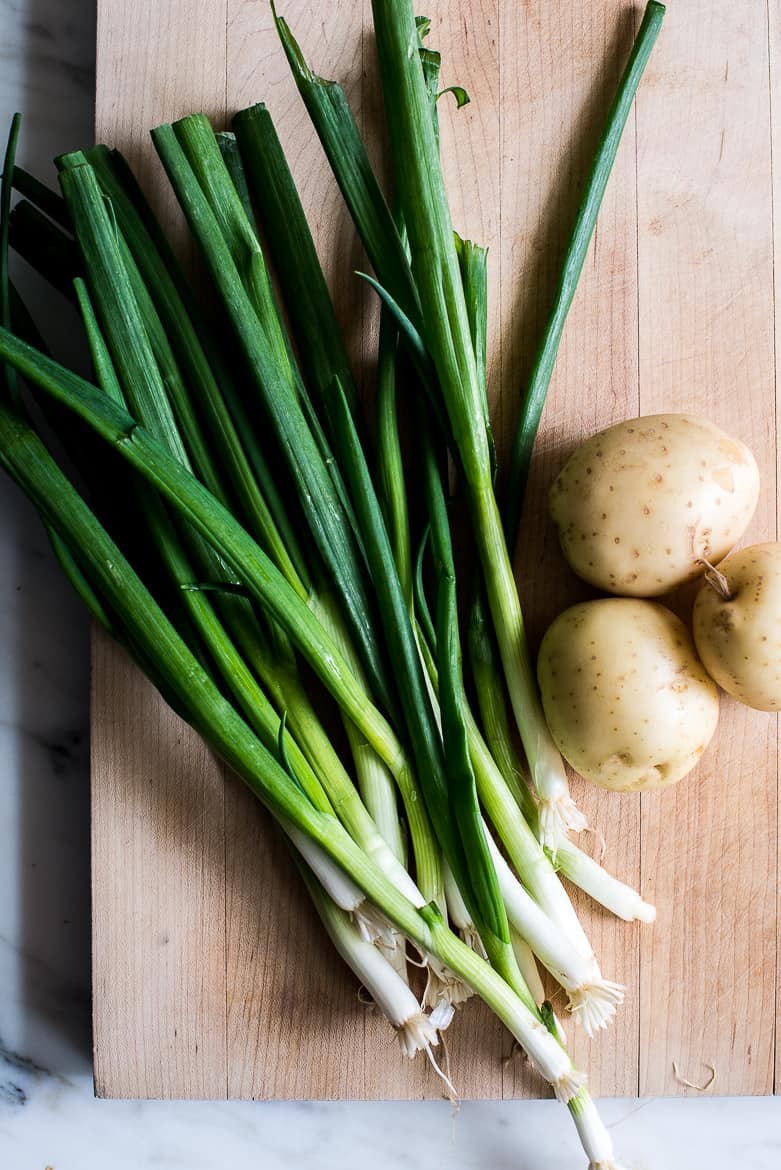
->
91, 0, 780, 1099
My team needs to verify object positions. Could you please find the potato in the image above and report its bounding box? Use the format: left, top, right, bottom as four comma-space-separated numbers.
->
549, 414, 759, 596
537, 598, 719, 792
692, 542, 781, 711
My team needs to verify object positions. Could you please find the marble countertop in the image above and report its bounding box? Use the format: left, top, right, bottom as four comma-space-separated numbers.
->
0, 1, 779, 1166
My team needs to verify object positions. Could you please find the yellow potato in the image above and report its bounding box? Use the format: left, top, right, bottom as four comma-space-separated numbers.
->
692, 542, 781, 711
549, 414, 759, 596
537, 598, 719, 792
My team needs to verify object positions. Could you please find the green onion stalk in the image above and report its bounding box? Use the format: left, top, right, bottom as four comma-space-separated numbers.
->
282, 819, 395, 950
366, 0, 585, 850
299, 863, 442, 1063
503, 0, 666, 535
484, 830, 623, 1037
225, 110, 412, 898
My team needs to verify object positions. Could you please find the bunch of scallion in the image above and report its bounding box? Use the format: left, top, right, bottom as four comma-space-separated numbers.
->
0, 1, 665, 1165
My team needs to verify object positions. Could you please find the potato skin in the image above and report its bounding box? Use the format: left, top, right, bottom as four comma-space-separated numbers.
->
549, 414, 759, 596
692, 542, 781, 711
537, 599, 719, 792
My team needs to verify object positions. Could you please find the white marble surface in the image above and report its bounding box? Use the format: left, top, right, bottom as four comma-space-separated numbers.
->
0, 1, 780, 1167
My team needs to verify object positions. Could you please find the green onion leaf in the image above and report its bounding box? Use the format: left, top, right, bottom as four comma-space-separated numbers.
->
503, 0, 666, 540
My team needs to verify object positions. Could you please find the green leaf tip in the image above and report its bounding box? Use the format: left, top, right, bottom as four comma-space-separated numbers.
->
437, 85, 470, 110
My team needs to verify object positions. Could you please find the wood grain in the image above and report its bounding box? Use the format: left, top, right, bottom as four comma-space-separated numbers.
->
92, 0, 230, 1099
91, 630, 228, 1098
92, 0, 780, 1099
635, 0, 777, 1097
770, 0, 781, 1096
